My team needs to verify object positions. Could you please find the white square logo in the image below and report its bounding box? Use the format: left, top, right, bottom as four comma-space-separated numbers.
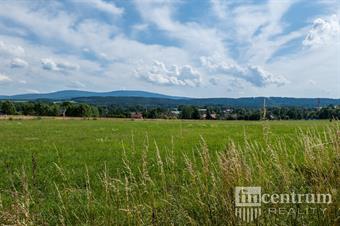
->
235, 187, 261, 207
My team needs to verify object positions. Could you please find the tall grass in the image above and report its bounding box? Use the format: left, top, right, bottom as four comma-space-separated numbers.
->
0, 123, 339, 225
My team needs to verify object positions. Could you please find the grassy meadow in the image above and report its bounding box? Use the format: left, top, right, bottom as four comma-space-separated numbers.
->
0, 118, 339, 225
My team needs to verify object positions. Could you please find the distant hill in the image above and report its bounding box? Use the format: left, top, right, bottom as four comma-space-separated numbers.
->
0, 90, 186, 100
1, 90, 340, 108
73, 96, 340, 108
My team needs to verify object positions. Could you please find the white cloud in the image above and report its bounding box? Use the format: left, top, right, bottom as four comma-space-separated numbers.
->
41, 58, 79, 71
226, 79, 245, 93
57, 61, 80, 71
210, 0, 229, 20
201, 56, 288, 87
136, 61, 202, 87
267, 42, 340, 97
219, 0, 306, 65
25, 89, 40, 94
0, 2, 118, 56
303, 15, 340, 47
10, 58, 28, 68
0, 40, 25, 56
0, 73, 11, 83
68, 80, 86, 89
209, 77, 219, 86
86, 0, 124, 16
132, 23, 149, 32
245, 65, 288, 87
134, 0, 227, 56
0, 1, 202, 92
41, 58, 58, 71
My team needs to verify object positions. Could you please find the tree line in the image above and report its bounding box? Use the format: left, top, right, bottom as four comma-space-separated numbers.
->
0, 101, 99, 118
0, 100, 339, 120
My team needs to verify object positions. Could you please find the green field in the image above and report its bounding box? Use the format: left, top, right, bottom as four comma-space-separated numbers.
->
0, 119, 339, 225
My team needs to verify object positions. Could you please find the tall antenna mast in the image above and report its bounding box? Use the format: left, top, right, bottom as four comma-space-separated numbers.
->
263, 97, 266, 120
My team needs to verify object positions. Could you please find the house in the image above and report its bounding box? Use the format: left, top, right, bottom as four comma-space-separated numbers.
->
209, 113, 217, 120
169, 110, 181, 118
224, 108, 233, 113
220, 109, 233, 119
131, 112, 143, 119
198, 109, 207, 119
170, 110, 180, 115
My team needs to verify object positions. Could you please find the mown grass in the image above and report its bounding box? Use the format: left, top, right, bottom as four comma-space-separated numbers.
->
0, 119, 339, 225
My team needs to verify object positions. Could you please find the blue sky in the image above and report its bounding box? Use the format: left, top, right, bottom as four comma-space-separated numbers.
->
0, 0, 339, 97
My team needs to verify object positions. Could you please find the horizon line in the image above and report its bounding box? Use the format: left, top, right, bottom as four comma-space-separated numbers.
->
0, 89, 340, 100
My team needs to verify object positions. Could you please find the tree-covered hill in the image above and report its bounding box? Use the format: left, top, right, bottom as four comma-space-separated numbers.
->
73, 96, 340, 108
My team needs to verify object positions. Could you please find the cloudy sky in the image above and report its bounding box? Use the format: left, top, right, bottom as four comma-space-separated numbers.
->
0, 0, 339, 98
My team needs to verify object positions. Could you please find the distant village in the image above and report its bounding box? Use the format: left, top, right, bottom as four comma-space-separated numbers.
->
131, 108, 219, 120
0, 100, 339, 120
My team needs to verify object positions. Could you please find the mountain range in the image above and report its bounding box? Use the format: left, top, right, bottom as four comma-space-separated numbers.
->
1, 90, 340, 108
0, 90, 185, 100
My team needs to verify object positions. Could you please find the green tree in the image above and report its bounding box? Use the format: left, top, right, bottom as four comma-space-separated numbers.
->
75, 104, 92, 117
48, 104, 60, 116
180, 106, 193, 119
1, 101, 16, 115
90, 106, 99, 117
34, 103, 50, 116
21, 102, 35, 115
191, 107, 200, 119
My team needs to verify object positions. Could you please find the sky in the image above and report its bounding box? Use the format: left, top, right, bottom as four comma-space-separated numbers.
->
0, 0, 339, 98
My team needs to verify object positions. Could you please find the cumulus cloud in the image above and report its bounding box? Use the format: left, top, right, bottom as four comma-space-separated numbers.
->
245, 65, 288, 87
10, 58, 28, 68
201, 56, 288, 87
136, 61, 202, 87
0, 73, 11, 83
303, 15, 340, 47
41, 58, 79, 71
41, 58, 58, 71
